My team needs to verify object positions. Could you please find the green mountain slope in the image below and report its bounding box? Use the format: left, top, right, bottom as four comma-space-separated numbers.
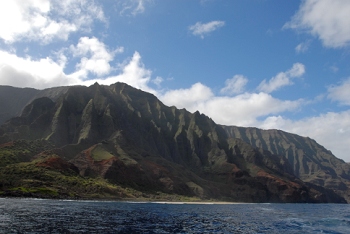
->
0, 83, 347, 203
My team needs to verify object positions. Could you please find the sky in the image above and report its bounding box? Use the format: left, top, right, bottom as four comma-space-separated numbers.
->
0, 0, 350, 162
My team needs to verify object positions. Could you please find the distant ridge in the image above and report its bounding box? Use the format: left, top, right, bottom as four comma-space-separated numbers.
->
0, 85, 71, 125
222, 125, 350, 202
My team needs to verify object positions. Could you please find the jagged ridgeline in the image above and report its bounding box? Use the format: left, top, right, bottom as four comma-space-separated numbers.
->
0, 83, 349, 203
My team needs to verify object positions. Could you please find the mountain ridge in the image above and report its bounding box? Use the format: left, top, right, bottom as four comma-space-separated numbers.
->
222, 125, 350, 201
0, 83, 348, 203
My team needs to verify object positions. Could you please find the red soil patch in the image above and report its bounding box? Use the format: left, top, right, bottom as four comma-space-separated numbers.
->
37, 156, 77, 172
231, 166, 240, 173
257, 170, 300, 188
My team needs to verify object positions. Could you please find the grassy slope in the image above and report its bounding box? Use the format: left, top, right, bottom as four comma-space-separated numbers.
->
0, 140, 203, 202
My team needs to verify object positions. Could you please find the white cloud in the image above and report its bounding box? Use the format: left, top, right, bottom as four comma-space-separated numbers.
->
69, 37, 123, 80
285, 0, 350, 48
189, 21, 225, 38
118, 0, 152, 16
0, 50, 77, 89
258, 63, 305, 93
295, 41, 310, 53
220, 75, 248, 95
288, 63, 306, 77
0, 32, 156, 93
201, 94, 302, 127
260, 111, 350, 162
133, 0, 148, 15
0, 0, 105, 43
152, 76, 163, 88
0, 47, 157, 94
81, 51, 157, 94
327, 77, 350, 105
160, 83, 302, 127
161, 83, 214, 110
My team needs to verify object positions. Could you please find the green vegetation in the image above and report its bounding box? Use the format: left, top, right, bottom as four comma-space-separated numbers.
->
0, 140, 53, 167
91, 145, 114, 161
9, 187, 59, 196
0, 141, 202, 201
1, 161, 123, 199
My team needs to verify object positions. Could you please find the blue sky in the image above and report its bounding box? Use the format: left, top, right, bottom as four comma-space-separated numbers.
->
1, 0, 350, 161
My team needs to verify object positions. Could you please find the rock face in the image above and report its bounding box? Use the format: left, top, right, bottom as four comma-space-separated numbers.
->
222, 126, 350, 202
0, 83, 348, 203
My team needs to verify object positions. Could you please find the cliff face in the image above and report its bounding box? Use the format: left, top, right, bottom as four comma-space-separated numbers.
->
222, 126, 350, 201
0, 83, 348, 203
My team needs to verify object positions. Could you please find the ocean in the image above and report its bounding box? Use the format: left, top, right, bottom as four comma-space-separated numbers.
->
0, 198, 349, 233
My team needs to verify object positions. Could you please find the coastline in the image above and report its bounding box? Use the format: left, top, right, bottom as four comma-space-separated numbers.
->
1, 189, 247, 204
140, 201, 245, 204
0, 194, 245, 204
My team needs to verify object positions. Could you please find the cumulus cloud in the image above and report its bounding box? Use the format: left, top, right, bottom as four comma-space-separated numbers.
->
199, 93, 302, 127
160, 83, 302, 127
0, 50, 77, 89
0, 0, 105, 43
69, 37, 123, 80
161, 83, 214, 110
0, 35, 154, 92
189, 21, 225, 38
220, 75, 248, 95
258, 63, 305, 93
285, 0, 350, 48
80, 51, 157, 94
327, 78, 350, 105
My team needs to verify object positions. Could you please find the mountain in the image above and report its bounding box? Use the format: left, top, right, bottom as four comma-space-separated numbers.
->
0, 85, 70, 125
222, 126, 350, 202
0, 86, 39, 125
0, 83, 347, 203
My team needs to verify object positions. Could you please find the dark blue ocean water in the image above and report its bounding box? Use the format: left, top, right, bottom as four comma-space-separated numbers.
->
0, 198, 349, 233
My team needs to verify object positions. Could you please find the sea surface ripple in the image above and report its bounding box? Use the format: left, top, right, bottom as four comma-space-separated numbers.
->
0, 198, 350, 233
